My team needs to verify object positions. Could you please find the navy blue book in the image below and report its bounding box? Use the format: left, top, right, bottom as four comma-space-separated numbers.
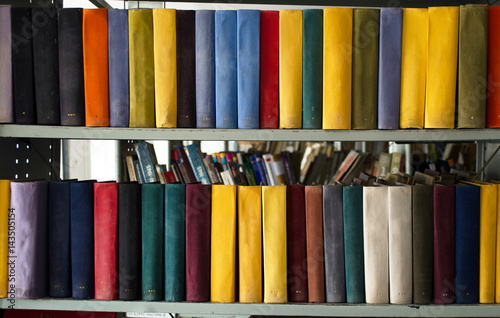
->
108, 9, 129, 127
215, 10, 237, 129
455, 184, 480, 304
377, 8, 402, 129
48, 181, 72, 298
343, 185, 365, 303
237, 10, 260, 129
32, 7, 60, 125
118, 182, 141, 300
11, 7, 36, 124
70, 181, 95, 299
195, 10, 216, 128
58, 8, 85, 126
177, 10, 196, 128
164, 184, 186, 301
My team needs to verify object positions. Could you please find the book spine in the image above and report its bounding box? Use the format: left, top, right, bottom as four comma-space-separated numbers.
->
32, 7, 60, 125
479, 184, 497, 303
215, 10, 237, 129
249, 156, 263, 186
256, 155, 269, 186
279, 10, 302, 129
259, 11, 279, 129
94, 182, 118, 300
262, 154, 278, 186
135, 141, 158, 183
0, 180, 9, 297
323, 8, 352, 129
286, 185, 308, 302
302, 9, 323, 129
176, 10, 196, 128
377, 8, 402, 130
118, 183, 141, 300
186, 144, 211, 185
153, 9, 177, 128
323, 185, 345, 303
487, 6, 500, 128
108, 9, 130, 127
281, 152, 296, 185
185, 184, 211, 301
128, 9, 155, 128
164, 184, 186, 301
83, 9, 110, 127
58, 8, 85, 126
0, 6, 12, 123
141, 183, 164, 301
195, 10, 216, 128
177, 146, 197, 183
351, 8, 379, 130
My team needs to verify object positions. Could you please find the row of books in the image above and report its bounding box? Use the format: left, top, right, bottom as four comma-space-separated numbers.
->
2, 175, 499, 304
1, 5, 499, 129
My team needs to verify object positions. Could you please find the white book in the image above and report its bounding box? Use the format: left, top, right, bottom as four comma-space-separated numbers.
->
220, 170, 235, 185
388, 185, 413, 304
363, 185, 389, 304
262, 154, 278, 186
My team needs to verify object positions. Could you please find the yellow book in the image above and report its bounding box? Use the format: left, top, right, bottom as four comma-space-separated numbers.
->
323, 8, 352, 129
496, 184, 500, 303
238, 186, 262, 303
129, 9, 155, 128
0, 180, 9, 297
262, 185, 287, 303
279, 10, 302, 129
424, 6, 459, 128
153, 9, 177, 128
210, 185, 236, 303
400, 8, 428, 129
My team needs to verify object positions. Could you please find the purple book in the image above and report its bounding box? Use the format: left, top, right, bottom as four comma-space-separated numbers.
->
0, 6, 13, 123
10, 181, 48, 299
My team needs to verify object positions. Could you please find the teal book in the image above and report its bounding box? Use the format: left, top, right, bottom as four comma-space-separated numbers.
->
343, 185, 365, 303
142, 183, 164, 301
302, 9, 323, 129
164, 184, 186, 301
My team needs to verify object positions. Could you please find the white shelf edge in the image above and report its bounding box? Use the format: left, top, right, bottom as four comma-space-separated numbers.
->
1, 299, 500, 316
0, 125, 498, 142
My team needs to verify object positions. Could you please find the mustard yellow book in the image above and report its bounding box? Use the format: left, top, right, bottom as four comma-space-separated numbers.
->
490, 180, 500, 303
129, 9, 155, 128
400, 8, 428, 129
262, 185, 287, 303
424, 6, 459, 128
238, 186, 262, 303
279, 10, 302, 129
153, 9, 177, 128
323, 8, 352, 129
0, 180, 9, 297
211, 185, 237, 303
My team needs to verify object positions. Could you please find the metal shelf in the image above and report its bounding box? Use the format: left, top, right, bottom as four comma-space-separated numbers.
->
0, 125, 499, 142
1, 299, 500, 316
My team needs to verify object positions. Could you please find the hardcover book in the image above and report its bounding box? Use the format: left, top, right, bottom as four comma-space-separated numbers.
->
260, 11, 279, 129
0, 6, 12, 123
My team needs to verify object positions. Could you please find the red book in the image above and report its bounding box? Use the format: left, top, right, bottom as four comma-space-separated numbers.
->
165, 170, 177, 183
305, 185, 325, 303
433, 185, 455, 304
286, 185, 308, 302
83, 9, 109, 127
185, 184, 212, 301
94, 182, 118, 300
487, 6, 500, 128
4, 310, 115, 318
260, 11, 279, 129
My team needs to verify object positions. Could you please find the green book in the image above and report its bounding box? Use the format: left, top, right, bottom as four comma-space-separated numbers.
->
302, 9, 323, 129
351, 8, 380, 130
142, 183, 164, 300
457, 4, 487, 128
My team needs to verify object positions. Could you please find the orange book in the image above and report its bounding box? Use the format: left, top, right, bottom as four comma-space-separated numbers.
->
83, 9, 109, 127
487, 6, 500, 128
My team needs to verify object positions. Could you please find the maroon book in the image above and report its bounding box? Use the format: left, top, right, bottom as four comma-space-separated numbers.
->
185, 184, 212, 301
433, 185, 455, 304
286, 185, 308, 302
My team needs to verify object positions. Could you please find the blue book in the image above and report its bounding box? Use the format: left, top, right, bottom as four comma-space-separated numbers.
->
343, 185, 365, 303
378, 8, 402, 130
70, 181, 94, 299
215, 10, 237, 129
164, 184, 186, 301
135, 141, 158, 183
455, 184, 480, 304
195, 10, 216, 128
302, 9, 323, 129
255, 154, 268, 186
48, 181, 72, 298
237, 10, 260, 129
185, 143, 210, 185
108, 9, 129, 127
249, 155, 262, 186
